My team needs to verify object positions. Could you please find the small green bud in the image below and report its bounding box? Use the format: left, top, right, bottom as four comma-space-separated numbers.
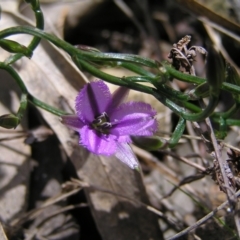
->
131, 136, 168, 151
0, 114, 20, 129
189, 82, 210, 100
0, 39, 33, 58
206, 47, 225, 96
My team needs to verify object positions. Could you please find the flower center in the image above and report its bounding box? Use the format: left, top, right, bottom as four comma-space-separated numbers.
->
91, 112, 112, 134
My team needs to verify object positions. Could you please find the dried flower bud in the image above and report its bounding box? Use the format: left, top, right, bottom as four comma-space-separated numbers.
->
168, 35, 207, 75
0, 39, 33, 58
0, 114, 19, 129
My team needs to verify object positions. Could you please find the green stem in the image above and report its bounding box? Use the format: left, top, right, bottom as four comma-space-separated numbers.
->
25, 0, 44, 50
157, 84, 191, 101
73, 57, 156, 95
163, 64, 240, 96
122, 76, 155, 83
153, 89, 219, 121
3, 25, 240, 98
213, 118, 240, 126
5, 1, 44, 65
162, 63, 205, 84
0, 62, 68, 118
183, 96, 219, 121
0, 63, 28, 121
28, 95, 69, 116
222, 82, 240, 95
182, 102, 202, 113
17, 93, 28, 121
214, 103, 240, 119
76, 52, 159, 68
0, 26, 160, 69
168, 117, 186, 147
118, 62, 156, 77
0, 63, 28, 93
0, 26, 76, 58
0, 26, 229, 122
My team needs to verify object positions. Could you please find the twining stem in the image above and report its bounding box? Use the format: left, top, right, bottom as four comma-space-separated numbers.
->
0, 63, 68, 117
72, 56, 156, 95
214, 103, 240, 119
162, 63, 240, 96
1, 26, 240, 123
161, 63, 205, 84
5, 0, 44, 65
28, 95, 68, 116
152, 90, 219, 121
117, 62, 156, 77
0, 26, 159, 69
0, 63, 28, 93
221, 119, 240, 126
168, 117, 186, 147
1, 26, 240, 95
17, 93, 28, 120
0, 26, 218, 121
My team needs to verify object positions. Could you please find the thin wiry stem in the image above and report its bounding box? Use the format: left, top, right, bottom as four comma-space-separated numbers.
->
205, 117, 240, 236
168, 190, 240, 240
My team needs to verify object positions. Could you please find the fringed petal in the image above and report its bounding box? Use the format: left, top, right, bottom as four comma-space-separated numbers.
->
61, 115, 84, 132
107, 86, 129, 112
75, 80, 112, 123
115, 143, 139, 170
80, 125, 116, 155
110, 102, 157, 136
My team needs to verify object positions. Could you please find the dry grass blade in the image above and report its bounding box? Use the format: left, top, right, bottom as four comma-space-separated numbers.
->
163, 173, 205, 199
202, 19, 239, 72
113, 0, 146, 37
206, 118, 240, 237
64, 178, 180, 230
168, 190, 240, 239
10, 185, 82, 227
0, 222, 8, 240
175, 0, 240, 33
160, 150, 206, 172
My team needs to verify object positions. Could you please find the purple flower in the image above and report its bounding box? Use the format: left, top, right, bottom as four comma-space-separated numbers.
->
61, 80, 157, 169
